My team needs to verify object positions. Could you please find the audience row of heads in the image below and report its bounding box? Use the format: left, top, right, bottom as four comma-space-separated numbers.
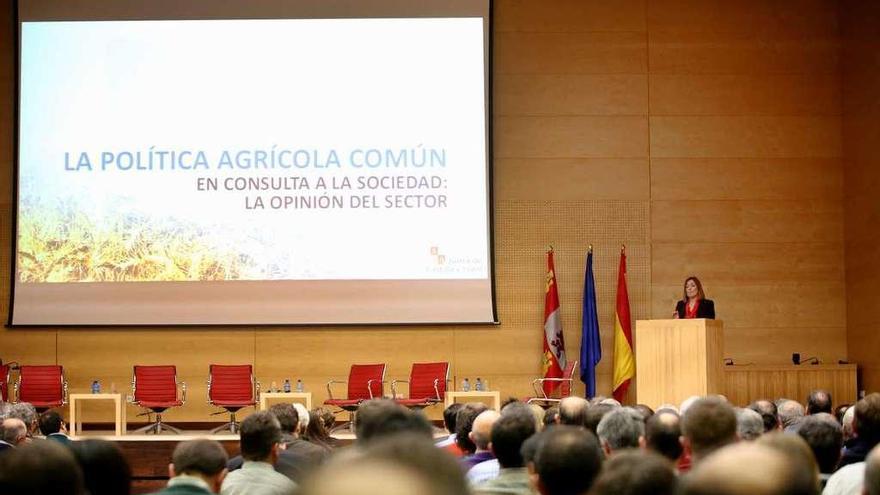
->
2, 390, 879, 495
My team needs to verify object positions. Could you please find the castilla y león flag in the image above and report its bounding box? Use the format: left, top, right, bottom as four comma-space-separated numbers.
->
542, 249, 567, 396
612, 247, 635, 402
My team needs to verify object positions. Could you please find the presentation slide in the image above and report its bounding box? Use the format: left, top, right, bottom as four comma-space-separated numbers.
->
12, 12, 494, 325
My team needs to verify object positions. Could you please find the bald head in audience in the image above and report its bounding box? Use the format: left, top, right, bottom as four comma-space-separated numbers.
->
557, 397, 590, 428
681, 397, 738, 464
680, 443, 817, 495
470, 410, 501, 453
777, 400, 805, 431
1, 418, 28, 447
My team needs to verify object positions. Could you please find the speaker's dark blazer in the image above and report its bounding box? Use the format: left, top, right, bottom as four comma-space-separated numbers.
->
675, 299, 715, 319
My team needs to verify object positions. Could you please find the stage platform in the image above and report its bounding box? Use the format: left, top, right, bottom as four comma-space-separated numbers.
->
73, 430, 358, 494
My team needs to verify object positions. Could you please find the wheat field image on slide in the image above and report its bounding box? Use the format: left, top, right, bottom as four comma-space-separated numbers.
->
17, 197, 258, 283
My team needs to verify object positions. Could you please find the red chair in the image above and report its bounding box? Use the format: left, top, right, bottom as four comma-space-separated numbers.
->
0, 363, 10, 402
325, 363, 386, 432
207, 364, 259, 434
131, 365, 186, 434
14, 365, 67, 411
391, 362, 449, 409
526, 359, 578, 407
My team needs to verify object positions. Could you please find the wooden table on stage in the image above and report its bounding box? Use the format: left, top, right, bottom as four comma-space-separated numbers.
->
445, 390, 501, 411
69, 393, 127, 436
259, 392, 312, 411
724, 364, 857, 406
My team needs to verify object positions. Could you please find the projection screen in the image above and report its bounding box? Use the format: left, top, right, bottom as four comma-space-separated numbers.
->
11, 0, 495, 325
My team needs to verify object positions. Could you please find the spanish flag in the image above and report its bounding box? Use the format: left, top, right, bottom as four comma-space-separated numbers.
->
542, 248, 567, 396
612, 247, 635, 402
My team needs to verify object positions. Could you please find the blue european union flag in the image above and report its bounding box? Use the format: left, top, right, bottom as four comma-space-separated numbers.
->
580, 250, 602, 398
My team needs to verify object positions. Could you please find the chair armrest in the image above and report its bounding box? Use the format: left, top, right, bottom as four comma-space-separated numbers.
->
62, 380, 69, 405
255, 380, 261, 402
532, 377, 573, 398
366, 379, 386, 399
433, 378, 443, 401
326, 380, 346, 401
391, 379, 409, 399
179, 381, 187, 404
531, 379, 548, 399
130, 376, 137, 404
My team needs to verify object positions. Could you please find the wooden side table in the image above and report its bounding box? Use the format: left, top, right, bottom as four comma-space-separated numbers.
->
69, 393, 126, 436
444, 390, 501, 410
259, 392, 313, 411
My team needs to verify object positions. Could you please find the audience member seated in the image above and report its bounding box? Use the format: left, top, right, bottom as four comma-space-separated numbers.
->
681, 397, 737, 467
0, 439, 86, 495
808, 390, 834, 415
220, 411, 296, 495
299, 433, 469, 495
749, 399, 780, 432
645, 409, 683, 465
149, 439, 228, 495
596, 407, 644, 455
8, 403, 38, 439
0, 418, 28, 450
839, 393, 880, 469
585, 403, 615, 435
70, 439, 132, 495
469, 402, 535, 485
836, 404, 851, 425
842, 405, 856, 443
588, 450, 677, 495
303, 408, 336, 450
227, 403, 328, 483
462, 410, 500, 471
456, 402, 489, 456
39, 410, 71, 445
542, 406, 559, 428
633, 404, 654, 421
472, 409, 536, 494
680, 443, 816, 495
778, 399, 806, 431
864, 445, 880, 495
755, 432, 820, 492
354, 399, 432, 445
534, 426, 604, 495
436, 403, 464, 454
557, 397, 590, 428
735, 407, 764, 441
795, 414, 843, 487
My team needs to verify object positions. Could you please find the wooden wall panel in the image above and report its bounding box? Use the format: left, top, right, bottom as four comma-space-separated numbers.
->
496, 159, 649, 201
651, 116, 841, 158
496, 116, 648, 158
842, 0, 880, 393
651, 158, 842, 200
495, 32, 647, 75
496, 75, 648, 116
494, 0, 646, 33
652, 200, 843, 243
650, 75, 841, 116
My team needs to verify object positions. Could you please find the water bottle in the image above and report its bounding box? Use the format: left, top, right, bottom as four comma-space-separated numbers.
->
283, 379, 292, 393
461, 378, 470, 392
91, 380, 101, 394
295, 379, 304, 393
475, 378, 484, 391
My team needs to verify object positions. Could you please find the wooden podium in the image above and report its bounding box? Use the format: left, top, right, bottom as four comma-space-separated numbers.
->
635, 319, 724, 409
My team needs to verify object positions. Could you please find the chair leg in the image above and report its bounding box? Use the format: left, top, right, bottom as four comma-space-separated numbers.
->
330, 410, 356, 434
